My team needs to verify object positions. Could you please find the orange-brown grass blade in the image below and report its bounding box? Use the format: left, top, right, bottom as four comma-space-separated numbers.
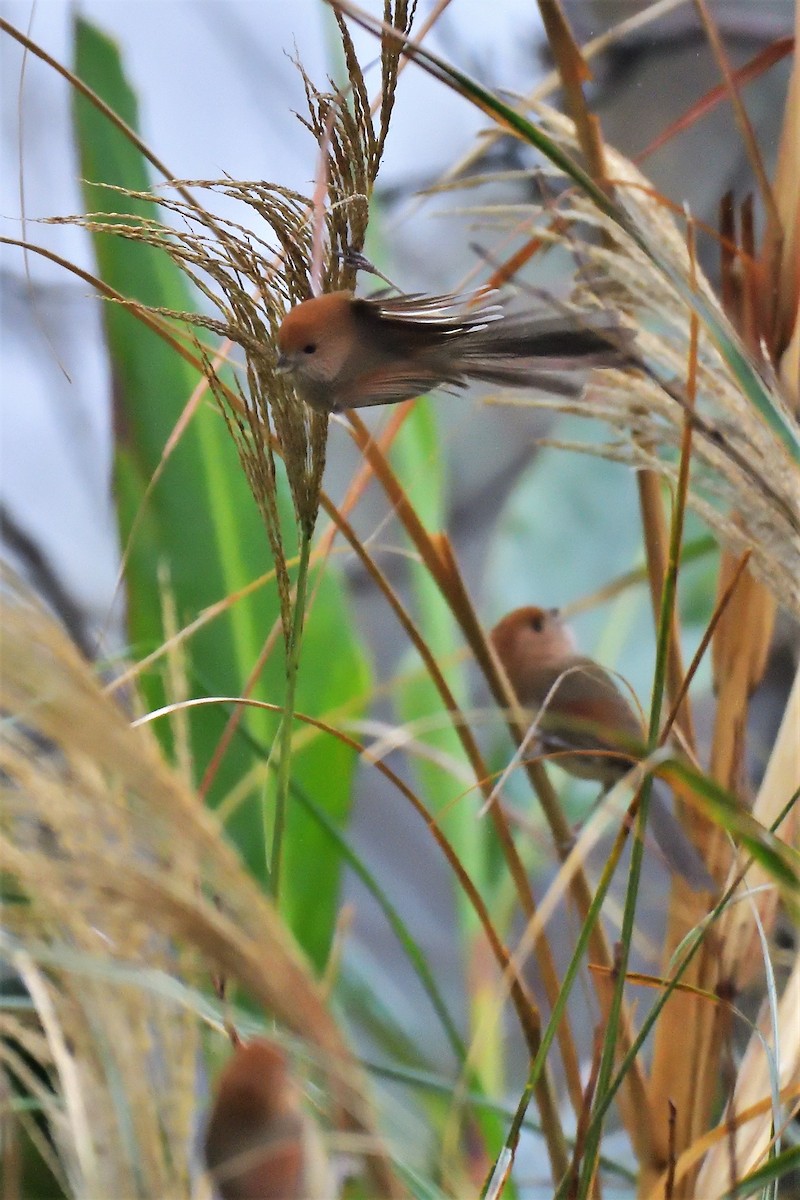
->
635, 37, 794, 165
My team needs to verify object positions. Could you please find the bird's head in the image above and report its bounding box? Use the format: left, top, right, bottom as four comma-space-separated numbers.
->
490, 606, 578, 690
276, 291, 355, 391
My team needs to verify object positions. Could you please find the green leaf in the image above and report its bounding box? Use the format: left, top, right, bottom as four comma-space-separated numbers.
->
664, 762, 800, 896
722, 1145, 800, 1199
280, 565, 372, 968
391, 400, 489, 923
71, 15, 368, 969
289, 772, 466, 1064
73, 15, 273, 793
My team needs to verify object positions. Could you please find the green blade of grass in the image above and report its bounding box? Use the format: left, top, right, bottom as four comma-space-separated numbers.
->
71, 16, 368, 970
280, 565, 371, 968
661, 764, 800, 896
392, 399, 488, 916
722, 1145, 800, 1199
73, 15, 273, 802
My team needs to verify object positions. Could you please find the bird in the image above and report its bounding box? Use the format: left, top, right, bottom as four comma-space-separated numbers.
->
276, 288, 631, 413
204, 1038, 331, 1200
489, 605, 713, 891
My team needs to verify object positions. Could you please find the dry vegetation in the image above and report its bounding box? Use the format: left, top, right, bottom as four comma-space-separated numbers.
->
1, 2, 798, 1198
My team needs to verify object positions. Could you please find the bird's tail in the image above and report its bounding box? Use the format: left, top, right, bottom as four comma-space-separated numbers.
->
458, 311, 635, 391
648, 779, 715, 893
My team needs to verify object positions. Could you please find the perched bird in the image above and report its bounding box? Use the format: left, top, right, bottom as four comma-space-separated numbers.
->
276, 288, 631, 413
204, 1038, 330, 1200
489, 605, 713, 891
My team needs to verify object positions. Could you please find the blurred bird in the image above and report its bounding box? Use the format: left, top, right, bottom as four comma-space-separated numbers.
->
489, 605, 713, 891
276, 288, 631, 412
204, 1038, 331, 1200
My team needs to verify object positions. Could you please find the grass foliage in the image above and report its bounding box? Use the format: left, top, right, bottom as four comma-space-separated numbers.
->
1, 2, 798, 1197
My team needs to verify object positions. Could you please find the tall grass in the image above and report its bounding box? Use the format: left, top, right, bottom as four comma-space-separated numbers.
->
1, 2, 798, 1197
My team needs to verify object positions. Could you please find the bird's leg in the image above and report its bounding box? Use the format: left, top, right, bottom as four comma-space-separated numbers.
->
337, 249, 402, 293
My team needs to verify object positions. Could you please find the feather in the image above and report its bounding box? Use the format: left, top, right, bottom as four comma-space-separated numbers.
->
341, 363, 466, 410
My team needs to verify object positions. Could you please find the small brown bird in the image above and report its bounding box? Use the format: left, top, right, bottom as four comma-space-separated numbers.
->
204, 1038, 330, 1200
490, 605, 713, 891
276, 288, 630, 412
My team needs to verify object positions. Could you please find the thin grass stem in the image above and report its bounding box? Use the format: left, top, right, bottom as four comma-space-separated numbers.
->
269, 532, 312, 898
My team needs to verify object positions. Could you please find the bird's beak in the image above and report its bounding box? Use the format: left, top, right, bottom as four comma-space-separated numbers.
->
275, 353, 292, 374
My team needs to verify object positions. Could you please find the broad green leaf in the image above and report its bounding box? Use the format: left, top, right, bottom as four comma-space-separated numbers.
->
280, 565, 372, 968
71, 16, 368, 969
73, 16, 272, 806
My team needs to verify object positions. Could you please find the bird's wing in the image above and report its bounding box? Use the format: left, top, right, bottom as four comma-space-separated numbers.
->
351, 291, 503, 351
341, 363, 466, 409
536, 659, 644, 752
363, 290, 503, 328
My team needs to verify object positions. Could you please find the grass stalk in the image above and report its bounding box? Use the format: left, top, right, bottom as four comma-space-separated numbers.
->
343, 421, 534, 907
269, 531, 312, 898
574, 426, 696, 1198
345, 411, 651, 1150
527, 808, 648, 1200
339, 425, 575, 1169
344, 418, 590, 1121
571, 783, 799, 1199
645, 228, 709, 1183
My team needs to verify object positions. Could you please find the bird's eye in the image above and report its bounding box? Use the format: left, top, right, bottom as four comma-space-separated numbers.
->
529, 613, 544, 633
303, 343, 317, 355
